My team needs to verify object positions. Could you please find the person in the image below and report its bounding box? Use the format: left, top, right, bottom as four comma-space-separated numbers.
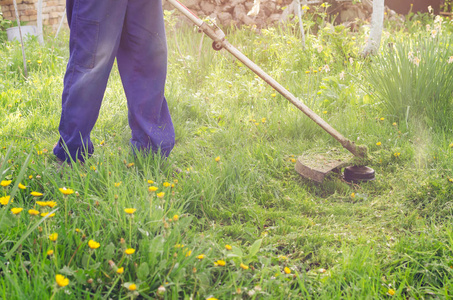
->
54, 0, 175, 163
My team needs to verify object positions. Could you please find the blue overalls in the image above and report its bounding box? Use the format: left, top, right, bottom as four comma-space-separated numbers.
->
54, 0, 175, 163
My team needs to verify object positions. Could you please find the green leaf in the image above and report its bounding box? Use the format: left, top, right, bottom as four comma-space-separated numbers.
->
104, 242, 115, 260
137, 262, 150, 281
248, 239, 262, 257
232, 246, 243, 258
59, 265, 76, 276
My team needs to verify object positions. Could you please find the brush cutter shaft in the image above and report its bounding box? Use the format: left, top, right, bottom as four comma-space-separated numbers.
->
168, 0, 364, 158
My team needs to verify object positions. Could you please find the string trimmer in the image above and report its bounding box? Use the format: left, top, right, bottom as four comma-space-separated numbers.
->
167, 0, 375, 183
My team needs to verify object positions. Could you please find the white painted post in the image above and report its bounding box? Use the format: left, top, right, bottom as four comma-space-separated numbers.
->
37, 0, 45, 45
12, 0, 28, 78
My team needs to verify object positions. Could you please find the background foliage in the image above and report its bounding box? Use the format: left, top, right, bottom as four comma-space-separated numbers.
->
0, 7, 453, 299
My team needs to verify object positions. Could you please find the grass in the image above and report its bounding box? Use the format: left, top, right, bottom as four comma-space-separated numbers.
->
1, 12, 453, 299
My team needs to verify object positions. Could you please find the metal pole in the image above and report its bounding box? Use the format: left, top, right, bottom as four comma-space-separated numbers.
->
167, 0, 365, 157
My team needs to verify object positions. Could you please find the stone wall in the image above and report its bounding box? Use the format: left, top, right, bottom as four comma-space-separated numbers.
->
163, 0, 294, 27
0, 0, 401, 32
0, 0, 66, 31
163, 0, 400, 28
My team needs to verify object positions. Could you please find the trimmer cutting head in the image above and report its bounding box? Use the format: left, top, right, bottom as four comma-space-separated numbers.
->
295, 150, 350, 183
295, 149, 375, 183
343, 166, 375, 182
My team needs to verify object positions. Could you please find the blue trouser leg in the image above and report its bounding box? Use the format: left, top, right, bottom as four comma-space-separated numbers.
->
117, 0, 175, 156
54, 0, 175, 162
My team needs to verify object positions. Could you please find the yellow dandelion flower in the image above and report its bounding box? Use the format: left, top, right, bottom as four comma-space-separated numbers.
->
36, 201, 47, 207
163, 182, 171, 188
28, 209, 40, 216
284, 267, 291, 274
351, 193, 355, 198
206, 298, 219, 300
126, 162, 135, 168
388, 289, 395, 296
376, 142, 382, 146
271, 93, 277, 97
11, 207, 23, 215
41, 212, 56, 218
124, 208, 137, 214
90, 166, 96, 171
37, 60, 42, 64
46, 201, 57, 208
117, 267, 124, 274
148, 186, 158, 192
0, 196, 12, 205
392, 122, 397, 126
59, 188, 74, 195
147, 179, 154, 184
448, 178, 453, 182
394, 152, 401, 157
215, 156, 220, 162
128, 283, 137, 291
88, 240, 100, 249
55, 274, 69, 287
173, 214, 179, 221
225, 245, 232, 250
174, 244, 184, 248
0, 180, 12, 187
114, 182, 122, 187
305, 70, 310, 74
18, 183, 26, 190
125, 248, 135, 255
29, 175, 33, 179
185, 250, 192, 257
216, 260, 226, 266
323, 111, 327, 114
380, 117, 385, 121
157, 192, 165, 198
196, 254, 205, 260
240, 263, 249, 270
49, 233, 58, 242
302, 5, 309, 10
290, 158, 296, 163
31, 191, 43, 197
449, 143, 453, 148
75, 228, 81, 233
171, 183, 175, 188
47, 249, 54, 256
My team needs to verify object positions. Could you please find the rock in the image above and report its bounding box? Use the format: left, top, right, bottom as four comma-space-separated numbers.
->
234, 4, 247, 20
200, 1, 216, 14
218, 12, 233, 25
268, 13, 281, 23
184, 0, 201, 10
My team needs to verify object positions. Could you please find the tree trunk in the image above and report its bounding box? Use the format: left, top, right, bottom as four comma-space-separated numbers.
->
362, 0, 385, 57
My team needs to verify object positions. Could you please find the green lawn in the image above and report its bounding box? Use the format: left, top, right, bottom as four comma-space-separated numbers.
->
0, 13, 453, 299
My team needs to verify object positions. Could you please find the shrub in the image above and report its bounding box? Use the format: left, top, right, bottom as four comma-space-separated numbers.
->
0, 11, 12, 42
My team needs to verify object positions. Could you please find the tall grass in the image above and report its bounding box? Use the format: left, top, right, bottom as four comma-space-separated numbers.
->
0, 11, 453, 299
365, 33, 453, 130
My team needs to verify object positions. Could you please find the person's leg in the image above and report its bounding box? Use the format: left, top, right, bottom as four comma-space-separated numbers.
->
116, 0, 175, 157
54, 0, 128, 162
